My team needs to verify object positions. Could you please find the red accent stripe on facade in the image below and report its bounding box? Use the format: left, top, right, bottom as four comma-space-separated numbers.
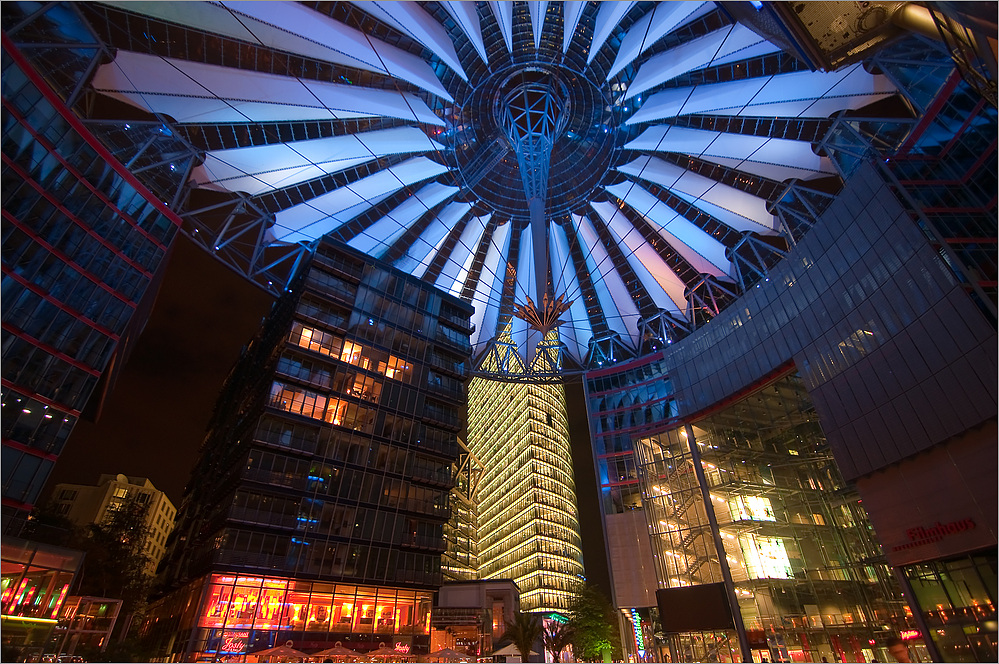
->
1, 379, 83, 417
1, 496, 35, 511
1, 438, 60, 463
0, 147, 155, 279
683, 361, 797, 425
1, 105, 166, 271
0, 267, 120, 341
896, 70, 963, 154
1, 323, 102, 377
2, 208, 139, 308
586, 351, 667, 378
1, 33, 183, 233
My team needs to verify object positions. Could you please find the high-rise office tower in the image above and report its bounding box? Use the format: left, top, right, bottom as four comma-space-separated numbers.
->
466, 376, 585, 613
144, 239, 472, 660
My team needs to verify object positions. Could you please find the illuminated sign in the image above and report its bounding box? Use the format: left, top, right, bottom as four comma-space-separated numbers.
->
900, 630, 921, 641
892, 520, 976, 552
395, 643, 411, 654
221, 630, 249, 654
629, 609, 645, 656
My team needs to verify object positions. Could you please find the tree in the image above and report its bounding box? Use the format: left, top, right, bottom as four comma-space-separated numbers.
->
567, 585, 620, 662
542, 620, 574, 663
500, 611, 543, 661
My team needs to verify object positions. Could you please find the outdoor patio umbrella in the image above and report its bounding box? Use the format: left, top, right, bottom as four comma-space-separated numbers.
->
251, 643, 311, 662
489, 643, 539, 658
426, 647, 472, 661
364, 644, 414, 661
310, 641, 364, 661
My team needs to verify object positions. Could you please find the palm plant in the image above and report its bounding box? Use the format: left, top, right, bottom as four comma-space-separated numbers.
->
500, 611, 543, 661
543, 621, 575, 663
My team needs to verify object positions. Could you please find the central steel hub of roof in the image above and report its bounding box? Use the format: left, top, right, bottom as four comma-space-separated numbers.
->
448, 61, 619, 220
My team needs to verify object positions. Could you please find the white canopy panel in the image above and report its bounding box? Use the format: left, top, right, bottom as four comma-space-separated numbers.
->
604, 181, 731, 277
348, 182, 460, 258
92, 51, 445, 126
570, 214, 641, 346
442, 1, 488, 64
489, 1, 515, 54
618, 156, 777, 233
469, 221, 512, 350
192, 127, 445, 195
549, 222, 594, 361
513, 226, 538, 361
625, 125, 836, 182
395, 201, 472, 278
590, 201, 688, 313
351, 1, 468, 82
528, 2, 549, 51
628, 64, 896, 123
436, 214, 490, 297
588, 1, 636, 64
100, 1, 452, 100
268, 156, 448, 244
608, 2, 712, 80
562, 1, 586, 54
626, 24, 779, 100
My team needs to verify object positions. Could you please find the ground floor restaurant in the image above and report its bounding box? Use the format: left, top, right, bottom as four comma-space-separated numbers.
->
142, 574, 432, 661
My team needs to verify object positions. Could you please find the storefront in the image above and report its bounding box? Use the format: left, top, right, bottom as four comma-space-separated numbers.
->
145, 573, 432, 661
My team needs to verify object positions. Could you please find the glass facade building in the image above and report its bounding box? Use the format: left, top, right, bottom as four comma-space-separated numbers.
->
636, 371, 913, 663
144, 239, 472, 660
466, 377, 584, 613
1, 37, 180, 532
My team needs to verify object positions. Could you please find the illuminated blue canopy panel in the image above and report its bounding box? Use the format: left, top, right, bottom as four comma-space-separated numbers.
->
80, 1, 902, 378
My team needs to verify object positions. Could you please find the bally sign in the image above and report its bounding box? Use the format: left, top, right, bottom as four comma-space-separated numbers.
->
891, 519, 976, 552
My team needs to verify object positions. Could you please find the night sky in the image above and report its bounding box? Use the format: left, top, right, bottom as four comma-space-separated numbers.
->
43, 236, 274, 506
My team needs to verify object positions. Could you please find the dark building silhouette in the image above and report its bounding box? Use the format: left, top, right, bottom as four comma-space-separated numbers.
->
145, 239, 472, 660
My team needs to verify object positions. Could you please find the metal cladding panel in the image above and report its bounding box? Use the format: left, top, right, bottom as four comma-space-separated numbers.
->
92, 51, 444, 125
351, 1, 468, 81
570, 213, 641, 346
268, 157, 448, 244
604, 181, 730, 277
618, 156, 777, 233
627, 64, 894, 122
608, 1, 712, 79
349, 182, 460, 258
590, 201, 687, 313
626, 24, 778, 99
626, 125, 835, 181
395, 201, 472, 278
